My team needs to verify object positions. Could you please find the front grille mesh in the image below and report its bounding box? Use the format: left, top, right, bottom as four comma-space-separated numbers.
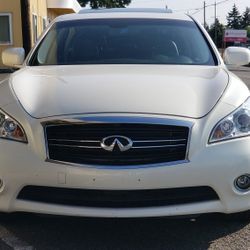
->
45, 123, 189, 166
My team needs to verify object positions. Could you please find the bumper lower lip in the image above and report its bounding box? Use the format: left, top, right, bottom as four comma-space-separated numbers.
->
14, 200, 223, 218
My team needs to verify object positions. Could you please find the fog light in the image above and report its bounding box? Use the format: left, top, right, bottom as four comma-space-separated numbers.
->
235, 175, 250, 191
3, 120, 17, 133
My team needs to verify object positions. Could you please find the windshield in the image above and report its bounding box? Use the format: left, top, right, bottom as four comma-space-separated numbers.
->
29, 18, 217, 66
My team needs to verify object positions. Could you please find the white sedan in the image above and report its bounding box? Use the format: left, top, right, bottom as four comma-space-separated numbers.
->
1, 8, 250, 218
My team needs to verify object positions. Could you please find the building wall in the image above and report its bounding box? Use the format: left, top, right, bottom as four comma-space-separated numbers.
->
29, 0, 48, 46
47, 8, 74, 22
29, 1, 77, 47
0, 0, 23, 66
0, 0, 80, 68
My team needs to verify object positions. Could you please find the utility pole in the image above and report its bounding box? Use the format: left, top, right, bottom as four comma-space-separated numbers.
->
203, 1, 206, 28
214, 1, 217, 46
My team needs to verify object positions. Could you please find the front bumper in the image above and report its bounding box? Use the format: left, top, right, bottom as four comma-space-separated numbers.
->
0, 130, 250, 217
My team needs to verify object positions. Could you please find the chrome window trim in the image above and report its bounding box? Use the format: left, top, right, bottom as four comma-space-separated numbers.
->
43, 116, 193, 169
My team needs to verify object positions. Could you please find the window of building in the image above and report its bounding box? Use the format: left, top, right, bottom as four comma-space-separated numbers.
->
43, 17, 47, 30
32, 14, 38, 43
0, 13, 12, 45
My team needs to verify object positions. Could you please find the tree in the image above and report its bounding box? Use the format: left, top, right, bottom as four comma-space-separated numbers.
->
227, 4, 242, 29
78, 0, 131, 8
209, 18, 225, 48
204, 23, 209, 31
247, 26, 250, 38
240, 7, 250, 29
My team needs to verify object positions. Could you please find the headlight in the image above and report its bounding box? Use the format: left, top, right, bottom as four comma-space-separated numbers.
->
0, 110, 27, 143
209, 97, 250, 143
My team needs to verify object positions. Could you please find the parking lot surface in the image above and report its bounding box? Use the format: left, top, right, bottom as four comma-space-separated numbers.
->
0, 74, 9, 82
0, 66, 250, 250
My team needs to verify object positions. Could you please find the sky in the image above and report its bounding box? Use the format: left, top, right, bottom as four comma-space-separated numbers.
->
128, 0, 250, 25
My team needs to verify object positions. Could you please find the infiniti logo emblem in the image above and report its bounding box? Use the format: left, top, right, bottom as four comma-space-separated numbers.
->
101, 136, 133, 152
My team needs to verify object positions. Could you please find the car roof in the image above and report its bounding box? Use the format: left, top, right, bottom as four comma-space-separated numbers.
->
78, 8, 173, 14
55, 8, 192, 22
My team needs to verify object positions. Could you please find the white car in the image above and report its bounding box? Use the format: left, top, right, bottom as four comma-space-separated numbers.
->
1, 8, 250, 218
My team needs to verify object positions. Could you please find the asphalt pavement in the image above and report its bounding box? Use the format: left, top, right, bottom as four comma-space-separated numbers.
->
0, 66, 250, 250
0, 74, 9, 82
228, 66, 250, 86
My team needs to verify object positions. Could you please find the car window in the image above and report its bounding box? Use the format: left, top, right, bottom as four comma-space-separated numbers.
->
30, 18, 216, 66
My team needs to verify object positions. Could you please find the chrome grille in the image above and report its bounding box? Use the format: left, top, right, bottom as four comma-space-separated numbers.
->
48, 138, 187, 149
45, 122, 190, 166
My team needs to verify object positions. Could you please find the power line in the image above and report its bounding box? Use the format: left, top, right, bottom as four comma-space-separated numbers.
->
173, 0, 232, 15
191, 9, 203, 16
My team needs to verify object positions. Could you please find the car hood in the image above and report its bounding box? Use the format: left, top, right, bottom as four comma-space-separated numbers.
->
11, 65, 229, 119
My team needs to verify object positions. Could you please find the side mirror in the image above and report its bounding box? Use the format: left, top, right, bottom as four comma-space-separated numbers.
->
2, 48, 25, 68
224, 47, 250, 66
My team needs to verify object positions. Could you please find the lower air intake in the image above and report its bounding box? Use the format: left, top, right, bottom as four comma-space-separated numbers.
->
17, 186, 219, 208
